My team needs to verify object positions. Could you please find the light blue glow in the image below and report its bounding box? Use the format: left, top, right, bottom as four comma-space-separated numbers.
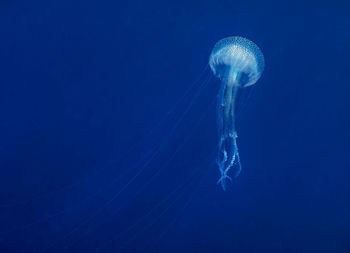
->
209, 36, 264, 190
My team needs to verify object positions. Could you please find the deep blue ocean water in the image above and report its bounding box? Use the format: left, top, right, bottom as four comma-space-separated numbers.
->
0, 0, 349, 252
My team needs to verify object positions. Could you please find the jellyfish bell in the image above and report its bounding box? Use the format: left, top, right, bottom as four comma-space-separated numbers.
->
209, 36, 264, 190
209, 36, 264, 88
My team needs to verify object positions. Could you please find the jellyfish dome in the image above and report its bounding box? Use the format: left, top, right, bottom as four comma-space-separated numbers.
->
209, 36, 264, 87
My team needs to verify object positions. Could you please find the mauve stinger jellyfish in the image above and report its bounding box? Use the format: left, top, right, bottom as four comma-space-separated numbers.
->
209, 36, 265, 190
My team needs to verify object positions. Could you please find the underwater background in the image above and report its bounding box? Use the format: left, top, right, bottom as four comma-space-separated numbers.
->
0, 0, 349, 252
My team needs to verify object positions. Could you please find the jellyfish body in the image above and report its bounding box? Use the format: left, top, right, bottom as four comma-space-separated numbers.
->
209, 37, 264, 190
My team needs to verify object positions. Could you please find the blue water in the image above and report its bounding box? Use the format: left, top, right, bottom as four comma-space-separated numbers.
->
0, 1, 349, 252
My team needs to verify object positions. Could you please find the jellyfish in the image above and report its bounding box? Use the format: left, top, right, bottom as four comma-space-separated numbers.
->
209, 36, 265, 191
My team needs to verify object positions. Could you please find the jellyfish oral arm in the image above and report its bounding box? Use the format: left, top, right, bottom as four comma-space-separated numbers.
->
216, 69, 242, 191
216, 133, 241, 191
